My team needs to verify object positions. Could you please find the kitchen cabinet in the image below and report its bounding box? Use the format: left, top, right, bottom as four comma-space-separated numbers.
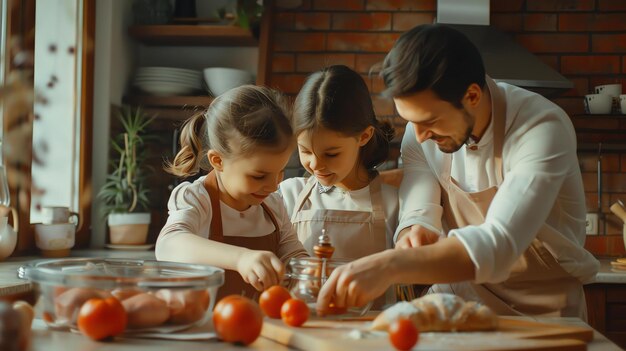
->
585, 284, 626, 349
125, 2, 274, 102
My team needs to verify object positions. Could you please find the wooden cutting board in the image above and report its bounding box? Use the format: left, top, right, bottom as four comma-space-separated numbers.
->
261, 316, 593, 351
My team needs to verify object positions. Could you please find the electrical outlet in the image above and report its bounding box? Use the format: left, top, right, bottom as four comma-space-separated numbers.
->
586, 213, 599, 235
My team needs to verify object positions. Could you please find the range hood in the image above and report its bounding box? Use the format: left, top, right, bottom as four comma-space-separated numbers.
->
437, 0, 573, 96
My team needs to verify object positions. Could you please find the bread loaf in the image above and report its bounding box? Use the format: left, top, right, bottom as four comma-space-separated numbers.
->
371, 293, 498, 332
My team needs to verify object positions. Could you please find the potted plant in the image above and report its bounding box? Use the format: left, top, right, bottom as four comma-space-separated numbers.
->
98, 106, 154, 245
235, 0, 264, 30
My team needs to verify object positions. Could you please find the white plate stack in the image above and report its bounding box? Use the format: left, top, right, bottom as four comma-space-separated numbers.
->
133, 67, 203, 96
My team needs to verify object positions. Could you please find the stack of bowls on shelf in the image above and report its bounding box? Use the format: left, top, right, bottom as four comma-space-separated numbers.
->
133, 67, 203, 96
585, 83, 622, 115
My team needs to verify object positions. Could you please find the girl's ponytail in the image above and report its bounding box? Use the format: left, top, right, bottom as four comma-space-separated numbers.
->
164, 111, 208, 177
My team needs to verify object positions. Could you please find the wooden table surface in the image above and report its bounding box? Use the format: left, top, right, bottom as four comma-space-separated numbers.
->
27, 316, 623, 351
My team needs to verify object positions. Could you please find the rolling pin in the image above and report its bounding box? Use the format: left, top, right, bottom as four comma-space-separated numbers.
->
610, 202, 626, 223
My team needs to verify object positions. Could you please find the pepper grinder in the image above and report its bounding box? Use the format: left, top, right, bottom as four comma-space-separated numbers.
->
313, 229, 334, 259
313, 229, 334, 288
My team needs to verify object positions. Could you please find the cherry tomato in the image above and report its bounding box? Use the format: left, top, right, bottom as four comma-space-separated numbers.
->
42, 311, 54, 323
389, 318, 419, 351
259, 285, 292, 319
213, 295, 263, 345
280, 298, 309, 327
77, 297, 127, 341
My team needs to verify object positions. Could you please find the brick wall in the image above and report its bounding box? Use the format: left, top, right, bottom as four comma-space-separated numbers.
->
266, 0, 626, 256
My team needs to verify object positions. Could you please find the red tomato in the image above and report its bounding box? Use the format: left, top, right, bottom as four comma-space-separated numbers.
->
389, 318, 419, 351
259, 285, 292, 319
213, 295, 263, 345
280, 298, 309, 327
42, 311, 54, 323
77, 297, 127, 341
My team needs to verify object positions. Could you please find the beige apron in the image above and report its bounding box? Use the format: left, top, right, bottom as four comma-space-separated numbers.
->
291, 175, 391, 308
430, 77, 586, 319
291, 175, 387, 260
205, 171, 281, 301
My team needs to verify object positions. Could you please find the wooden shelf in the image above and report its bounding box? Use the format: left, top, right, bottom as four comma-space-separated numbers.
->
128, 25, 257, 46
125, 95, 214, 108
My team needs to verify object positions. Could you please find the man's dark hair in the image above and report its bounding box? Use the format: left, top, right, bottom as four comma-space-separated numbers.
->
382, 24, 486, 108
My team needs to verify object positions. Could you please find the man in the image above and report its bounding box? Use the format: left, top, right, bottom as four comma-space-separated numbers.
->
317, 24, 599, 319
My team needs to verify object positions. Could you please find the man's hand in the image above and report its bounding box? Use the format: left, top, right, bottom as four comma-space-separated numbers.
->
316, 250, 394, 315
395, 224, 440, 249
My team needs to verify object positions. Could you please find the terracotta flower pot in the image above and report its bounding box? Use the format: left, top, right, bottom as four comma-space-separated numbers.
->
108, 213, 151, 245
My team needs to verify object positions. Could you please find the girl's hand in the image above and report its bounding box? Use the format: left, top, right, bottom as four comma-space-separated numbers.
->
237, 250, 285, 291
395, 225, 440, 249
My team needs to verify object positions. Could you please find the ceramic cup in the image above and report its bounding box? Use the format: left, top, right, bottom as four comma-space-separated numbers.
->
41, 206, 79, 225
34, 223, 75, 258
620, 94, 626, 114
584, 94, 613, 114
594, 83, 622, 97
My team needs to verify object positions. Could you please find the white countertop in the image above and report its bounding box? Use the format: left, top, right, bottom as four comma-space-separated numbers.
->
1, 254, 624, 297
593, 258, 626, 283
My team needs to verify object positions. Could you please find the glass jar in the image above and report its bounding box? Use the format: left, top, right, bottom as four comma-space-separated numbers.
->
285, 257, 372, 316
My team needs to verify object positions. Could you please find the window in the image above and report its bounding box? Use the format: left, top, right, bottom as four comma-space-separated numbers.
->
0, 0, 93, 254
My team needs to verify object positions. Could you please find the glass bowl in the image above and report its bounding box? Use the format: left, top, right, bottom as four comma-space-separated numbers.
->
18, 258, 224, 332
284, 257, 372, 317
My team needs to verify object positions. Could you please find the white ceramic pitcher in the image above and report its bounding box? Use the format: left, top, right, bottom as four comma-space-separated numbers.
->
0, 206, 18, 260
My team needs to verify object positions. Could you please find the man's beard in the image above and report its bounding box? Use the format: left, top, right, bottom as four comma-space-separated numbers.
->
437, 109, 474, 153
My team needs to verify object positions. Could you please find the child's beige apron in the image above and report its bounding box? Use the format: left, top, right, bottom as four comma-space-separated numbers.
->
290, 175, 391, 308
290, 175, 387, 260
429, 78, 586, 319
205, 171, 281, 301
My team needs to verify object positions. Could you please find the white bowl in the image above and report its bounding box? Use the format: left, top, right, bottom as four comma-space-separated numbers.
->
203, 67, 255, 96
594, 83, 622, 97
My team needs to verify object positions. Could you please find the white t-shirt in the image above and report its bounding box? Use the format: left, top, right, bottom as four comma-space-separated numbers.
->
156, 176, 305, 261
279, 176, 399, 248
397, 81, 599, 285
